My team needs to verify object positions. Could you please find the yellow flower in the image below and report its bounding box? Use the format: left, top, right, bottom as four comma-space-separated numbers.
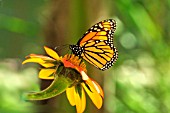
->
23, 46, 104, 113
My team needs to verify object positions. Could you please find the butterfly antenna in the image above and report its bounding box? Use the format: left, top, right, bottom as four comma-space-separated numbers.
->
54, 46, 60, 50
64, 44, 73, 54
54, 44, 70, 54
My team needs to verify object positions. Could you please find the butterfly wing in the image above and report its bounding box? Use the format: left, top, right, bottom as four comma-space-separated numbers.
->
70, 19, 118, 70
78, 19, 116, 48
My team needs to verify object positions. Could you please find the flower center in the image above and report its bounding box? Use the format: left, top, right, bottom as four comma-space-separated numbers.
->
63, 54, 87, 73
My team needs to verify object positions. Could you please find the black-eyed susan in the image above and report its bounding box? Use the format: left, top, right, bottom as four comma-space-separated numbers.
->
23, 46, 104, 113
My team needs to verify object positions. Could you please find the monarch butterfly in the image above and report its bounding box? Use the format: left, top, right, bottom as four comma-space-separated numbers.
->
70, 19, 118, 71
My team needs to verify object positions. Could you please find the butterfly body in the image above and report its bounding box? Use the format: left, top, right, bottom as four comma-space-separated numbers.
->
70, 19, 118, 71
69, 45, 84, 57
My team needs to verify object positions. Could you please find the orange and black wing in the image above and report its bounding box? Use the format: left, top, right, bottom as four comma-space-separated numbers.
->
70, 19, 118, 70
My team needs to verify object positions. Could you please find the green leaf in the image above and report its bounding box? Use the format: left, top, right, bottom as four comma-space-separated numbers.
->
23, 75, 73, 100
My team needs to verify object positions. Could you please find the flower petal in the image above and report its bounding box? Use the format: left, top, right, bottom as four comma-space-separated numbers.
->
22, 58, 55, 68
81, 87, 86, 113
22, 57, 45, 64
44, 46, 60, 60
74, 85, 86, 113
66, 86, 76, 106
39, 69, 56, 79
74, 88, 81, 113
80, 71, 104, 98
80, 71, 89, 80
67, 85, 86, 113
82, 82, 103, 109
91, 79, 104, 98
28, 54, 54, 61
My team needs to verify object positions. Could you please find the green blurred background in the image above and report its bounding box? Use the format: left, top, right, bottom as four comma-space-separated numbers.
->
0, 0, 170, 113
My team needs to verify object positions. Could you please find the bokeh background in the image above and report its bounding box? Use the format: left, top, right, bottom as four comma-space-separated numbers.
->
0, 0, 170, 113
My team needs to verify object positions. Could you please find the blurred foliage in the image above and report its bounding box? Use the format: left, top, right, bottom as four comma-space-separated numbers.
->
105, 0, 170, 113
0, 0, 44, 59
0, 59, 39, 113
0, 0, 170, 113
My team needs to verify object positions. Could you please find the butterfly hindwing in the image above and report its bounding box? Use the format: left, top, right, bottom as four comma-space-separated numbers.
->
81, 40, 118, 70
70, 19, 118, 70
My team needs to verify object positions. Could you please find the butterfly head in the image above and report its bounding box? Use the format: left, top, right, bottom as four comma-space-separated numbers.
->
69, 45, 83, 57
